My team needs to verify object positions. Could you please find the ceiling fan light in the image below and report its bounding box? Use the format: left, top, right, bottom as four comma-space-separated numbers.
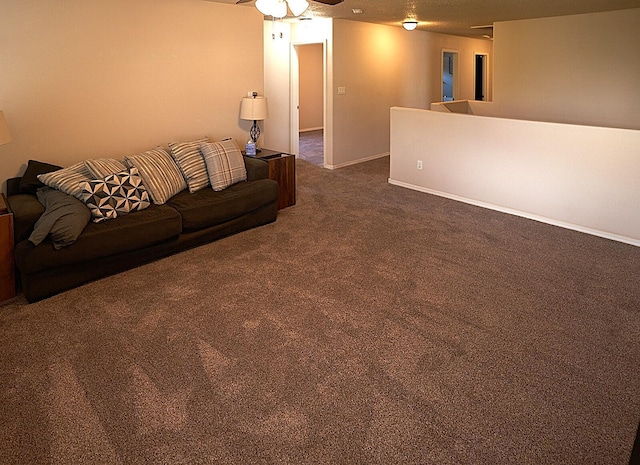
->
402, 20, 418, 31
287, 0, 309, 17
272, 0, 288, 18
255, 0, 276, 16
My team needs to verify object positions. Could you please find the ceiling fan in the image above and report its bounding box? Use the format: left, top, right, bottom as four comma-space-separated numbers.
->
236, 0, 344, 18
237, 0, 343, 4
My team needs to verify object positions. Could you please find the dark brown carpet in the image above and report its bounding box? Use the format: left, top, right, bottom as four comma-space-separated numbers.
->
1, 157, 639, 464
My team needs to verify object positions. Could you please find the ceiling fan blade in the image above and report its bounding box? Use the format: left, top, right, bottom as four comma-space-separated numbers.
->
313, 0, 344, 5
236, 0, 253, 3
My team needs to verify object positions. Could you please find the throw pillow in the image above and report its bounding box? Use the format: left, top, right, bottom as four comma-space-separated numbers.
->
200, 139, 247, 191
124, 148, 186, 204
37, 161, 92, 200
168, 137, 209, 193
19, 160, 62, 194
84, 158, 127, 179
79, 168, 150, 223
29, 187, 91, 250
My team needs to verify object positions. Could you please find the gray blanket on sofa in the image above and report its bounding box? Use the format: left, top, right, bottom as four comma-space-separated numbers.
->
29, 187, 91, 250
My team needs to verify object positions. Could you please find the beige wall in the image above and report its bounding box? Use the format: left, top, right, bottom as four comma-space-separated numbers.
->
331, 19, 492, 167
0, 0, 264, 191
493, 8, 640, 129
263, 18, 333, 159
263, 20, 295, 154
264, 18, 491, 168
298, 44, 324, 131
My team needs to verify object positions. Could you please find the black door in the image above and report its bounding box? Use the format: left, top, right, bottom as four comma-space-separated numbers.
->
475, 55, 484, 101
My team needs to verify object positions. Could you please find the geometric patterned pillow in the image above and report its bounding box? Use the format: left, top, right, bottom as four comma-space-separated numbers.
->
168, 137, 209, 193
37, 161, 92, 200
200, 139, 247, 191
84, 158, 127, 179
124, 148, 186, 204
79, 168, 150, 223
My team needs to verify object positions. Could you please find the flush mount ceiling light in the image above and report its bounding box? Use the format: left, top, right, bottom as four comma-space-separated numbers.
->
402, 20, 418, 31
255, 0, 309, 18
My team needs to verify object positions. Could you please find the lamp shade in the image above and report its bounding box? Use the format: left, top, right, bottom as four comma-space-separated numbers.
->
240, 96, 269, 121
0, 111, 12, 146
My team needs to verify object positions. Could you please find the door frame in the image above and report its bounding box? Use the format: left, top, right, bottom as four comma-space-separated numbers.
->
290, 41, 327, 164
441, 49, 459, 102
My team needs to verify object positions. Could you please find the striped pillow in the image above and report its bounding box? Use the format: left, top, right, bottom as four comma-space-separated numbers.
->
124, 148, 186, 204
200, 139, 247, 191
84, 158, 127, 179
37, 161, 92, 200
168, 137, 209, 193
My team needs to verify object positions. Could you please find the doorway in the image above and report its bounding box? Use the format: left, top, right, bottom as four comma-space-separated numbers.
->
442, 50, 458, 102
296, 43, 324, 166
474, 54, 488, 101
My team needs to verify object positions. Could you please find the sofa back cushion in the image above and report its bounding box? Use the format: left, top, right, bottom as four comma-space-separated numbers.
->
19, 160, 62, 194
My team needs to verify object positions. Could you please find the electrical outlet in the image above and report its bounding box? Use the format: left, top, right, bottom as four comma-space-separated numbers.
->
417, 160, 423, 170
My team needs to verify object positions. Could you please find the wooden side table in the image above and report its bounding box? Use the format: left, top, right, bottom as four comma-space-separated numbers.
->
255, 149, 296, 210
0, 193, 15, 301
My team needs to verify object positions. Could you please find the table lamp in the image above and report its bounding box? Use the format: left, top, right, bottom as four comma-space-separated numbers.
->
240, 93, 268, 152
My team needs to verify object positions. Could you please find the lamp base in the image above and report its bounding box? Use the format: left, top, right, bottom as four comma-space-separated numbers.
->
250, 120, 261, 147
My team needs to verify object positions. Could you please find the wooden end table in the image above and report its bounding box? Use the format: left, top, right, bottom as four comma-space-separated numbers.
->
0, 193, 15, 301
253, 149, 296, 210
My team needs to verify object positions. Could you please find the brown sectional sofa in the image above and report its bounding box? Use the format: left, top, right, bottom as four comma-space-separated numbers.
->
6, 156, 278, 302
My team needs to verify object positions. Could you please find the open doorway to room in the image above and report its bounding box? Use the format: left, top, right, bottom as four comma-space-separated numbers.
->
442, 50, 458, 102
296, 43, 324, 166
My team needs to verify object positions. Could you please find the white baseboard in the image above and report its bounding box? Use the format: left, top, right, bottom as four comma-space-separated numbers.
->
300, 127, 323, 133
388, 178, 640, 248
325, 152, 389, 170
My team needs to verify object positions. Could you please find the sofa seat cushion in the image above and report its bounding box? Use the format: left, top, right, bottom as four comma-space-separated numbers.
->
16, 204, 182, 274
167, 179, 278, 233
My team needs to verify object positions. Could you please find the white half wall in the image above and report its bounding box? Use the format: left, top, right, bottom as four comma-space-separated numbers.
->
389, 107, 640, 246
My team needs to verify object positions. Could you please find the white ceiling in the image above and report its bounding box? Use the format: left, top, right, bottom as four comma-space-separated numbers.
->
210, 0, 640, 38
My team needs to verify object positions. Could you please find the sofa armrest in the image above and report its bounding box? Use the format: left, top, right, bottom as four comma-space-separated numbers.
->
6, 177, 21, 196
7, 193, 45, 244
244, 156, 269, 181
